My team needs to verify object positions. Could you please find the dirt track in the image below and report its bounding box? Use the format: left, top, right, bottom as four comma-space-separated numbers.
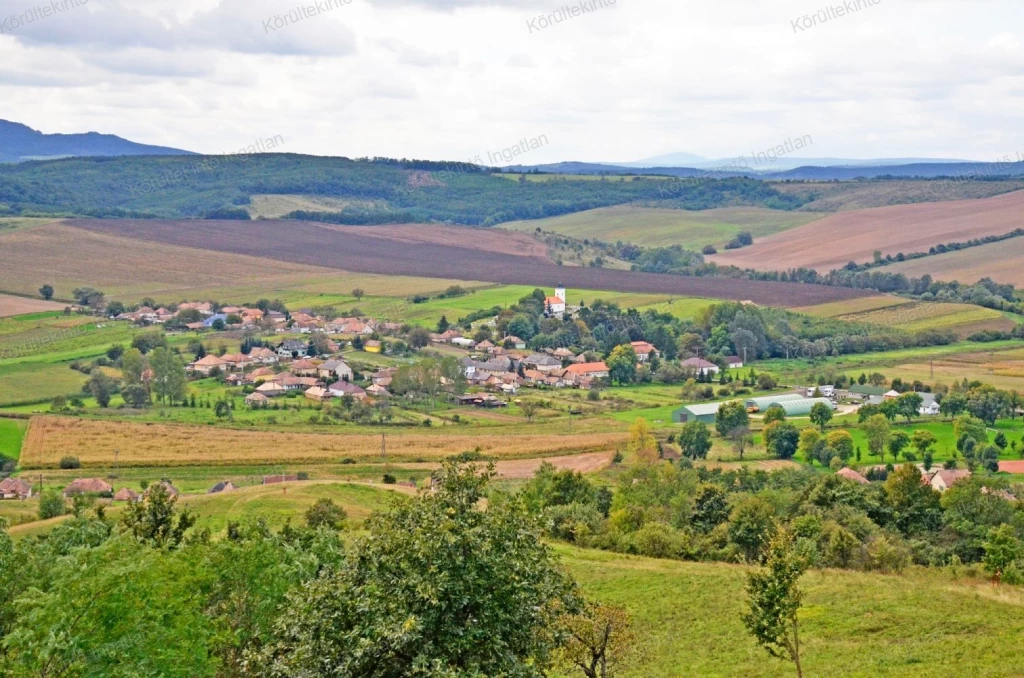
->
65, 219, 869, 307
711, 189, 1024, 272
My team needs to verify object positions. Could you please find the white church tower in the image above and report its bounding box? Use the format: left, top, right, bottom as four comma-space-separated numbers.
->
546, 284, 567, 315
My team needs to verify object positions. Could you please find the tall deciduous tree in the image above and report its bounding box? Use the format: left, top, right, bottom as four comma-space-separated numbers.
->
809, 402, 833, 432
716, 401, 749, 438
149, 347, 187, 405
679, 420, 712, 460
555, 603, 638, 678
862, 414, 891, 460
742, 530, 807, 678
606, 344, 638, 385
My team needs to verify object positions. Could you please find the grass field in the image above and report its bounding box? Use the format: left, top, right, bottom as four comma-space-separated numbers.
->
502, 205, 825, 249
0, 216, 57, 234
883, 235, 1024, 286
0, 362, 88, 407
561, 545, 1024, 677
18, 416, 628, 469
247, 194, 382, 219
795, 299, 1017, 336
0, 418, 26, 460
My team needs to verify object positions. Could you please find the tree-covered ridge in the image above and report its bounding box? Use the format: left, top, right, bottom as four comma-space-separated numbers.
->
0, 154, 807, 224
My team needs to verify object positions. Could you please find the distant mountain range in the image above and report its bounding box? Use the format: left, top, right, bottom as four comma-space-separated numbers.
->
616, 152, 974, 172
504, 159, 1024, 181
0, 120, 194, 163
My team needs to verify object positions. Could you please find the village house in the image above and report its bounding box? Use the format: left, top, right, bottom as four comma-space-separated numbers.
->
305, 386, 334, 403
249, 367, 276, 382
319, 359, 354, 382
246, 392, 271, 407
189, 355, 228, 375
366, 384, 392, 398
255, 382, 289, 398
208, 481, 237, 494
681, 357, 720, 376
919, 393, 941, 416
290, 358, 320, 377
565, 362, 610, 385
329, 381, 367, 400
145, 481, 180, 497
927, 469, 971, 492
725, 355, 744, 370
0, 477, 33, 500
225, 373, 254, 387
64, 478, 113, 497
502, 335, 527, 350
113, 487, 141, 502
277, 340, 308, 358
363, 340, 383, 354
630, 341, 660, 363
178, 302, 214, 315
522, 353, 562, 373
247, 347, 279, 364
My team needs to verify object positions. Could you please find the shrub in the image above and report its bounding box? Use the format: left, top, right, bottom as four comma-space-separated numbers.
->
38, 490, 67, 520
297, 471, 310, 481
340, 458, 356, 465
587, 388, 601, 402
632, 522, 681, 559
701, 245, 718, 255
382, 474, 397, 485
59, 456, 81, 470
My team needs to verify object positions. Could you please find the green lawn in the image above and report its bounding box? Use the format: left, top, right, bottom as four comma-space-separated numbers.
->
502, 205, 826, 249
0, 418, 26, 460
560, 545, 1024, 677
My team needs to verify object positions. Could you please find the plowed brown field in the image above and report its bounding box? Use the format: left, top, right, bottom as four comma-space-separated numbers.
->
711, 189, 1024, 272
64, 219, 869, 307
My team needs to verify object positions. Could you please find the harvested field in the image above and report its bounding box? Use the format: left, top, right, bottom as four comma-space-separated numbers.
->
998, 461, 1024, 474
0, 294, 67, 318
65, 219, 871, 307
19, 416, 629, 469
794, 296, 912, 317
883, 235, 1024, 286
0, 223, 480, 302
772, 179, 1024, 212
501, 206, 825, 249
319, 223, 549, 258
712, 190, 1024, 272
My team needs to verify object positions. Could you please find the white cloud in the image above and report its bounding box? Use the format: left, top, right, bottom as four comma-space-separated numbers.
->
0, 0, 1021, 161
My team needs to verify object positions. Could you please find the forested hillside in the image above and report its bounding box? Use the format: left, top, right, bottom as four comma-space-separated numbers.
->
0, 154, 804, 225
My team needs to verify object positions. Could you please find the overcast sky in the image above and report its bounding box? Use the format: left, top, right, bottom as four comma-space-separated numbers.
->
1, 0, 1022, 164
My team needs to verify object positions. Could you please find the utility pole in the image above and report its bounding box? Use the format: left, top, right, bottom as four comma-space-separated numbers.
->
381, 432, 386, 458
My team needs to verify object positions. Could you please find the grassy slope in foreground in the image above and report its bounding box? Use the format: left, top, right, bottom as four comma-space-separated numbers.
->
502, 205, 825, 249
561, 545, 1024, 677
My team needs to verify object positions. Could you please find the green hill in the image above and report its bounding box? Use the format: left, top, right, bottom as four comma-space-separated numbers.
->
0, 154, 805, 225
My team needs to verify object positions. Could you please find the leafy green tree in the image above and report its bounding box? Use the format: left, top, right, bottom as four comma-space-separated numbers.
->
606, 344, 638, 385
716, 401, 749, 438
729, 496, 776, 562
983, 524, 1022, 581
38, 489, 67, 520
911, 430, 937, 457
884, 464, 942, 536
862, 414, 891, 460
742, 530, 807, 678
38, 284, 54, 300
121, 347, 147, 387
887, 430, 911, 462
149, 347, 187, 405
262, 462, 577, 676
507, 313, 536, 341
798, 429, 820, 463
954, 416, 988, 448
764, 421, 799, 460
305, 498, 348, 530
122, 483, 195, 549
895, 392, 923, 422
967, 387, 1011, 426
690, 483, 730, 533
809, 402, 833, 432
88, 370, 115, 408
940, 392, 968, 418
994, 431, 1008, 450
352, 288, 365, 301
763, 405, 786, 425
679, 420, 712, 460
122, 384, 152, 409
825, 430, 854, 461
